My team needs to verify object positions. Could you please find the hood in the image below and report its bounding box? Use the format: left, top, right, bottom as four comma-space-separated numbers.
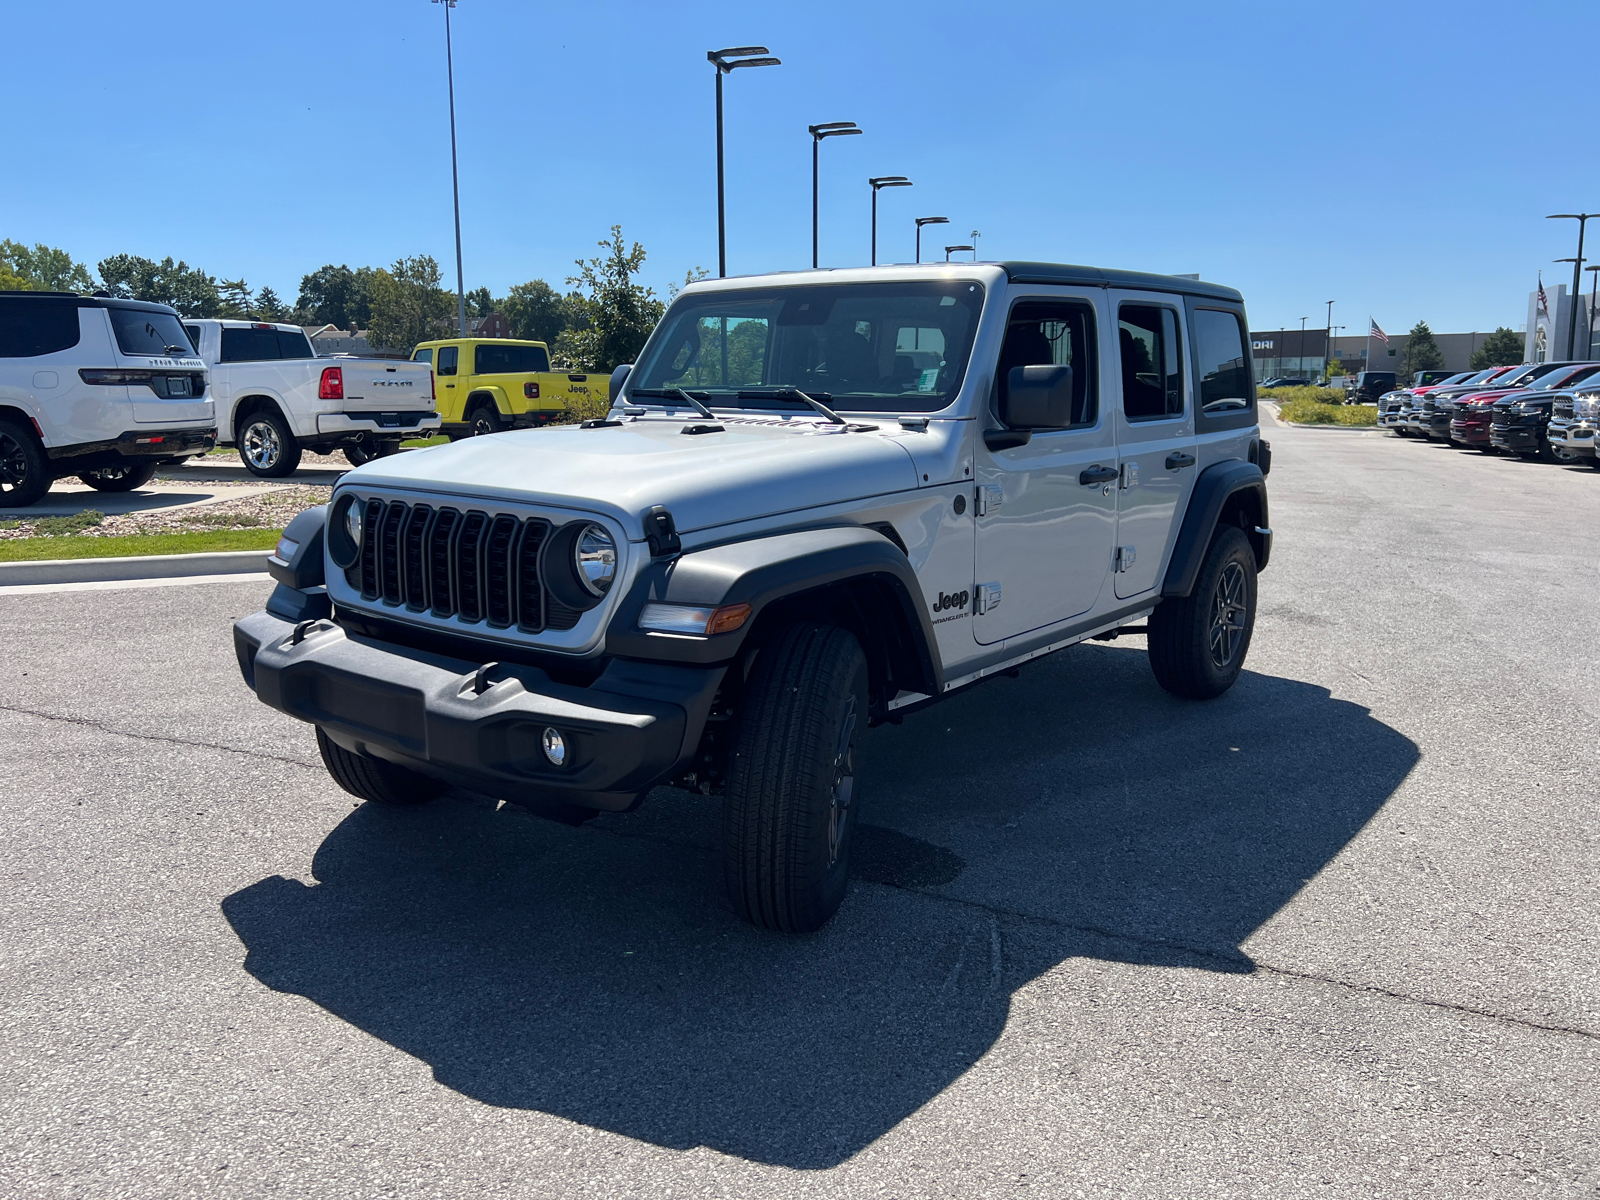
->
343, 414, 924, 538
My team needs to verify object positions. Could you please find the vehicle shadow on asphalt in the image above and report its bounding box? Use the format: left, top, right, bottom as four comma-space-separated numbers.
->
221, 642, 1417, 1169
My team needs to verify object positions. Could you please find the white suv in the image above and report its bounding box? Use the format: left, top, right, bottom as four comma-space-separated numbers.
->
234, 262, 1272, 932
0, 291, 214, 506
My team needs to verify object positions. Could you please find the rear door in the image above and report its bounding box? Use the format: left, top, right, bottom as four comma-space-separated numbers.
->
1108, 294, 1197, 599
107, 306, 211, 424
972, 291, 1118, 644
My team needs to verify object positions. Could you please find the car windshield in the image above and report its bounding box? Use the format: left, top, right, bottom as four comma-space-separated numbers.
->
630, 280, 986, 414
107, 306, 196, 357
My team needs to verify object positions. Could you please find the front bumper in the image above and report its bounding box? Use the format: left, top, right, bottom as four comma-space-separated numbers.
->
315, 411, 442, 437
233, 609, 723, 811
1449, 418, 1491, 445
1489, 421, 1544, 453
1547, 418, 1596, 457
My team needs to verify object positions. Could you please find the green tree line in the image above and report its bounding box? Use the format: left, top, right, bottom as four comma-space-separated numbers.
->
2, 226, 688, 371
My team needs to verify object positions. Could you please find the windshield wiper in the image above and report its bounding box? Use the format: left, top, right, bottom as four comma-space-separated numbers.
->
736, 387, 847, 425
163, 344, 189, 356
627, 387, 718, 420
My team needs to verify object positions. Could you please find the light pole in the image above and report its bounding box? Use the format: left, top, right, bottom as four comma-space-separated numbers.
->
970, 229, 981, 259
915, 216, 949, 264
809, 122, 861, 269
1547, 213, 1596, 359
869, 176, 912, 265
432, 0, 467, 336
944, 244, 973, 262
1325, 299, 1335, 378
1588, 265, 1600, 357
708, 46, 781, 278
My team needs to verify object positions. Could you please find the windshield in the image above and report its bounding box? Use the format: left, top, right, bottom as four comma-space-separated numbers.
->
630, 280, 986, 413
107, 306, 196, 357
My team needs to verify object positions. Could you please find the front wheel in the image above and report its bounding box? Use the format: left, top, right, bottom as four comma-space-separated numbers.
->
1148, 525, 1257, 700
237, 410, 302, 478
315, 727, 444, 806
723, 623, 868, 933
79, 462, 158, 492
0, 418, 51, 508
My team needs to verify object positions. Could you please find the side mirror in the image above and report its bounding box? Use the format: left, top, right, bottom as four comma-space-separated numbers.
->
608, 363, 632, 405
1002, 364, 1074, 428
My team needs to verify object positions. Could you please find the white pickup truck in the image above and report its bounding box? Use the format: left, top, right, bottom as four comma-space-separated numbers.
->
183, 320, 441, 477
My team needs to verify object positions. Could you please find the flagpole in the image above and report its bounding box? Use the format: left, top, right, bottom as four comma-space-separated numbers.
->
1365, 318, 1372, 379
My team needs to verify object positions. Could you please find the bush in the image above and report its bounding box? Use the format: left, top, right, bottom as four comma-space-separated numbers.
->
1276, 398, 1376, 426
1258, 385, 1345, 405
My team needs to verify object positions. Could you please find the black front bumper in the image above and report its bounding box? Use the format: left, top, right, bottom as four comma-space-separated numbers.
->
1489, 422, 1544, 452
233, 610, 724, 811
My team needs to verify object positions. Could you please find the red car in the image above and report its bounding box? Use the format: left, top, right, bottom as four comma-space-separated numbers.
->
1448, 363, 1600, 449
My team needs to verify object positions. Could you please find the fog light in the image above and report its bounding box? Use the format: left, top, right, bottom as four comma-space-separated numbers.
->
541, 727, 567, 767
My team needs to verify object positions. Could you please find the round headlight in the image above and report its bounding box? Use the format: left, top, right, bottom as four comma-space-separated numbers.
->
345, 498, 364, 547
328, 493, 363, 570
573, 523, 616, 597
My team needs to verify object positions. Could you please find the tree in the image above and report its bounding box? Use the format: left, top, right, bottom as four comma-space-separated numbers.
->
218, 278, 253, 318
1324, 357, 1344, 381
96, 254, 221, 316
1469, 327, 1526, 370
558, 225, 664, 373
295, 264, 373, 330
367, 254, 453, 352
465, 286, 495, 318
1400, 320, 1445, 378
1, 240, 97, 292
255, 286, 289, 322
501, 279, 572, 345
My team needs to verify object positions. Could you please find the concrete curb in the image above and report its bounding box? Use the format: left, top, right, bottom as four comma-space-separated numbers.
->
0, 550, 271, 587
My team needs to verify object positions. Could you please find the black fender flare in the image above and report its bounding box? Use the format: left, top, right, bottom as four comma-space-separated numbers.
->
606, 526, 944, 694
1161, 460, 1269, 598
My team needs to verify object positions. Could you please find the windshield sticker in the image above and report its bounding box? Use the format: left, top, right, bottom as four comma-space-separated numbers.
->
918, 368, 940, 392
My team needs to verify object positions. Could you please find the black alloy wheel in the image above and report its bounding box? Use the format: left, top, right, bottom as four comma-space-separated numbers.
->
469, 403, 506, 437
1148, 525, 1258, 700
79, 462, 159, 492
0, 418, 50, 508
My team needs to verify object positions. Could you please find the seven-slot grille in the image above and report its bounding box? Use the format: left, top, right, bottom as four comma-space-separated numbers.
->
348, 497, 578, 632
1554, 397, 1575, 421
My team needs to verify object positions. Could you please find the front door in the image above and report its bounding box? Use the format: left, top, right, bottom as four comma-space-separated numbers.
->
1109, 295, 1198, 599
973, 294, 1118, 645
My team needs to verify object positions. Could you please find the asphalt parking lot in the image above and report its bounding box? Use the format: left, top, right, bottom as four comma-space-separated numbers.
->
1, 422, 1595, 1198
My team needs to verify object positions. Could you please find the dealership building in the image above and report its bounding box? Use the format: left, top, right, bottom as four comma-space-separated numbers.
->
1250, 327, 1508, 382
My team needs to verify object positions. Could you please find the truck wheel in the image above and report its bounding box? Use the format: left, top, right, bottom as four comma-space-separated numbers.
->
315, 727, 443, 806
238, 410, 302, 478
79, 462, 158, 492
1148, 525, 1257, 700
343, 438, 401, 467
468, 402, 506, 437
0, 418, 51, 508
722, 623, 868, 933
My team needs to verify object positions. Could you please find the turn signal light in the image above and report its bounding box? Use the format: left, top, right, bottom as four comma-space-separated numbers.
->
319, 367, 344, 400
638, 601, 752, 636
524, 381, 541, 399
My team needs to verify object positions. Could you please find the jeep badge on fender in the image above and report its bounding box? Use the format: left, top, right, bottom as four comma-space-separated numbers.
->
232, 262, 1271, 935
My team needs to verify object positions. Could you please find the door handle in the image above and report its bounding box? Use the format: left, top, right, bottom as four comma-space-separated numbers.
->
1165, 451, 1196, 470
1079, 464, 1118, 485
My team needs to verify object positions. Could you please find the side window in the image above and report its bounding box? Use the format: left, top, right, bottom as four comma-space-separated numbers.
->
474, 344, 503, 374
413, 348, 434, 366
277, 331, 314, 359
0, 297, 82, 358
437, 345, 458, 376
1194, 310, 1252, 413
996, 300, 1097, 429
219, 328, 282, 362
1118, 304, 1183, 420
184, 325, 203, 353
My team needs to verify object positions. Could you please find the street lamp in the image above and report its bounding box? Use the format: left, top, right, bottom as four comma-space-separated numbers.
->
708, 46, 781, 278
809, 122, 861, 269
1547, 213, 1597, 359
915, 216, 949, 264
1325, 299, 1335, 377
869, 176, 912, 266
432, 0, 467, 336
970, 229, 981, 259
1589, 265, 1600, 357
944, 244, 974, 262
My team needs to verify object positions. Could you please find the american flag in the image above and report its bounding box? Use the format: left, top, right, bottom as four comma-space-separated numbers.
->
1537, 273, 1549, 317
1369, 318, 1389, 345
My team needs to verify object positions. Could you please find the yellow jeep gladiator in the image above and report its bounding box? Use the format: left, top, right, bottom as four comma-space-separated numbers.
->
411, 337, 609, 438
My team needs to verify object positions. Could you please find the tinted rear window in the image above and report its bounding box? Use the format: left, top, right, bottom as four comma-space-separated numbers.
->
474, 343, 549, 374
220, 328, 315, 362
1194, 309, 1252, 412
108, 307, 196, 357
0, 296, 82, 358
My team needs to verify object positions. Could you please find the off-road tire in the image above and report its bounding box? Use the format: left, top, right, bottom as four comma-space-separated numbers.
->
723, 623, 869, 933
1148, 525, 1257, 700
468, 402, 506, 437
315, 726, 444, 806
79, 462, 158, 492
237, 409, 302, 478
0, 418, 51, 508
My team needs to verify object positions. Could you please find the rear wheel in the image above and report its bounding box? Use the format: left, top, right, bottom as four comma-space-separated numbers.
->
238, 409, 302, 478
0, 418, 51, 507
468, 402, 506, 437
342, 438, 401, 467
78, 462, 158, 492
723, 623, 868, 933
1148, 525, 1257, 700
315, 727, 444, 806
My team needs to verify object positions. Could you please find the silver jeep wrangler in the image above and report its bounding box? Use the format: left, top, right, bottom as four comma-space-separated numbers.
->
235, 262, 1271, 932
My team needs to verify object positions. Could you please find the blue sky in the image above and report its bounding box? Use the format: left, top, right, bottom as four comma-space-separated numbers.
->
4, 1, 1596, 335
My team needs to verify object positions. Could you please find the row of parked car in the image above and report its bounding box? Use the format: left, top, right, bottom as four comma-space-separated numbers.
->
1376, 362, 1600, 466
0, 289, 609, 508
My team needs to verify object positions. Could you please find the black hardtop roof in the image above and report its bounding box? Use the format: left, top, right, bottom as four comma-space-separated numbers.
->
0, 290, 181, 315
999, 261, 1244, 303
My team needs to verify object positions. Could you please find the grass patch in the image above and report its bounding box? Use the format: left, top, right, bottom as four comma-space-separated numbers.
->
32, 509, 106, 536
181, 512, 267, 528
401, 434, 451, 448
1277, 398, 1377, 426
0, 528, 281, 561
1258, 385, 1346, 404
